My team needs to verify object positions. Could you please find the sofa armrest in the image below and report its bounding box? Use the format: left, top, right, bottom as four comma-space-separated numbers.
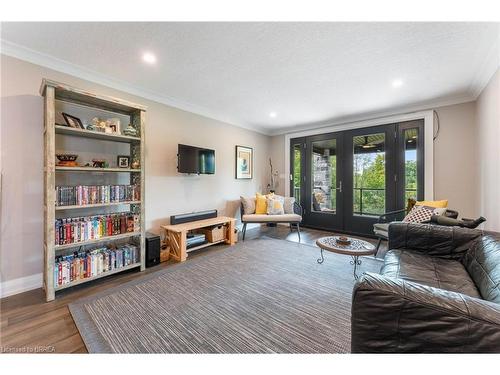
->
388, 222, 482, 260
351, 273, 500, 353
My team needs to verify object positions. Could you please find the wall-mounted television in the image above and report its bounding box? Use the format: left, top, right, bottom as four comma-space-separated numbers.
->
177, 144, 215, 174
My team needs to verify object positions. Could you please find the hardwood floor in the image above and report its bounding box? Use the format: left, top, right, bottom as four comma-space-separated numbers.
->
0, 225, 386, 353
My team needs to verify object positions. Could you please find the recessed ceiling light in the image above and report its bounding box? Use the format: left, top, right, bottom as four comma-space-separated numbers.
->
269, 112, 277, 118
142, 52, 157, 64
392, 79, 404, 88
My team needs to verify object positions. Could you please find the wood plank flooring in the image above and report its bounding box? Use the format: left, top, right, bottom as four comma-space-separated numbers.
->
0, 225, 386, 353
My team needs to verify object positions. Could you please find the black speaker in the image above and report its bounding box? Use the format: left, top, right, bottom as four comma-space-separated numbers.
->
170, 209, 218, 225
146, 232, 160, 268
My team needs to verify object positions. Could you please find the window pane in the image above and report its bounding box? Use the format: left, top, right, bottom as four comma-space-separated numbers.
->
311, 139, 337, 213
293, 144, 301, 202
353, 133, 385, 216
404, 128, 418, 205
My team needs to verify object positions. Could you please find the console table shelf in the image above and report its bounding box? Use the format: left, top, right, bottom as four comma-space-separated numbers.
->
41, 79, 146, 301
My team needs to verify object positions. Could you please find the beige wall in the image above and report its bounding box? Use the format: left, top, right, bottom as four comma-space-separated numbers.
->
0, 55, 270, 286
269, 101, 480, 219
433, 102, 478, 218
476, 68, 500, 232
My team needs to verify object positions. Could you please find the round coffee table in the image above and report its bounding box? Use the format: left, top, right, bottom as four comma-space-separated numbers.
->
316, 236, 376, 279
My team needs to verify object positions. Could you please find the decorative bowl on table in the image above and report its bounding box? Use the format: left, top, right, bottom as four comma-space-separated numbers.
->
336, 236, 352, 246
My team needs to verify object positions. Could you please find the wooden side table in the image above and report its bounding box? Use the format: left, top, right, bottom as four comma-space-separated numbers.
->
160, 216, 236, 262
316, 236, 376, 279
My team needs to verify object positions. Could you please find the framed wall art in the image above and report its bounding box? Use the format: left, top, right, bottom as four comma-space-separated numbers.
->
235, 145, 253, 179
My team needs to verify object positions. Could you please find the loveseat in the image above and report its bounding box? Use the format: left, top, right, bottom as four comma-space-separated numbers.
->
352, 222, 500, 353
240, 201, 302, 241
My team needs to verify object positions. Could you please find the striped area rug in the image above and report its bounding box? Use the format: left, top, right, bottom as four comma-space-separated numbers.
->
69, 237, 382, 353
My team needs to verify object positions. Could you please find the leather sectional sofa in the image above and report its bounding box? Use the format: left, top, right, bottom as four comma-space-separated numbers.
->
351, 223, 500, 353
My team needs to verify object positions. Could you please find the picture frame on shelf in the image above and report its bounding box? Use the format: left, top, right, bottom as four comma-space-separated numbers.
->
62, 112, 85, 129
235, 145, 253, 179
117, 155, 130, 168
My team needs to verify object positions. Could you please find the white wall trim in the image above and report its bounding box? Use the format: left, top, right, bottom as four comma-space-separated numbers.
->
0, 273, 42, 299
284, 109, 435, 200
0, 39, 269, 135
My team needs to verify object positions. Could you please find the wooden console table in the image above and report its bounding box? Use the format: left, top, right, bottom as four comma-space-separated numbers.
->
160, 216, 236, 262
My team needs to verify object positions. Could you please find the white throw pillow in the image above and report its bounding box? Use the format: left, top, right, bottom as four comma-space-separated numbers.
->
267, 196, 285, 215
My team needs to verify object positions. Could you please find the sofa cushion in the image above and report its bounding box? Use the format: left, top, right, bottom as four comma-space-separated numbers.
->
381, 249, 481, 299
462, 235, 500, 303
242, 214, 302, 223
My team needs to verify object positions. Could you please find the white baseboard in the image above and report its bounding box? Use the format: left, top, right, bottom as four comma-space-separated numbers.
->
0, 273, 42, 299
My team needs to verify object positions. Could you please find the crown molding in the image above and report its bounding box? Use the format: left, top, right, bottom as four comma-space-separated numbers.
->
0, 39, 270, 135
268, 94, 476, 136
468, 35, 500, 99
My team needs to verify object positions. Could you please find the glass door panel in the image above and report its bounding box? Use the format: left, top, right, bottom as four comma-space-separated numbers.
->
303, 133, 343, 231
352, 133, 386, 216
293, 143, 302, 202
404, 128, 418, 203
311, 139, 337, 214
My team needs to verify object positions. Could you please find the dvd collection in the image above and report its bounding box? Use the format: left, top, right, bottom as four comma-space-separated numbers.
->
55, 184, 140, 206
55, 212, 140, 245
54, 243, 139, 287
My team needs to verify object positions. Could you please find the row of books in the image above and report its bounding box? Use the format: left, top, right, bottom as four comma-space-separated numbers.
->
55, 185, 140, 207
54, 244, 139, 287
55, 213, 140, 246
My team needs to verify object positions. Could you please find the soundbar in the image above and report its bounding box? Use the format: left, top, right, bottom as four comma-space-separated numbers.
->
170, 209, 218, 225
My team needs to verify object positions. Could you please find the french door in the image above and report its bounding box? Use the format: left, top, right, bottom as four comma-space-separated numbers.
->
290, 120, 424, 236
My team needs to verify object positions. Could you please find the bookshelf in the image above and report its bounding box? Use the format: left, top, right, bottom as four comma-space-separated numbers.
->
41, 79, 147, 301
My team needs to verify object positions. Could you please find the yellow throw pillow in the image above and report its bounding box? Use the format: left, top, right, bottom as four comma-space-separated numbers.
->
255, 193, 274, 214
255, 193, 268, 214
416, 200, 448, 208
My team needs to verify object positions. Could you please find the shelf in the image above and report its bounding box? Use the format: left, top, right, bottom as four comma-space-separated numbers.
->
55, 201, 141, 210
55, 231, 141, 251
54, 262, 141, 291
55, 125, 141, 143
187, 239, 226, 253
56, 166, 142, 173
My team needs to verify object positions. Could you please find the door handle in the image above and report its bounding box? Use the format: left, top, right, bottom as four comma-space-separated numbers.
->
336, 181, 343, 193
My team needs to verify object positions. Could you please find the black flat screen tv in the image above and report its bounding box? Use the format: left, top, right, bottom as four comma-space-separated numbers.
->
177, 144, 215, 174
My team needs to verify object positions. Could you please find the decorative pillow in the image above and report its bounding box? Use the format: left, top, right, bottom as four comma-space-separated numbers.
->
416, 200, 448, 208
267, 196, 285, 215
283, 197, 296, 214
240, 196, 256, 215
431, 207, 447, 216
403, 205, 434, 223
255, 193, 270, 214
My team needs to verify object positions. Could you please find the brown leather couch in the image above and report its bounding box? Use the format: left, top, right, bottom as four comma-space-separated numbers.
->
351, 223, 500, 353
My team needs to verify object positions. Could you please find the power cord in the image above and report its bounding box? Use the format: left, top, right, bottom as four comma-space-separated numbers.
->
433, 110, 440, 141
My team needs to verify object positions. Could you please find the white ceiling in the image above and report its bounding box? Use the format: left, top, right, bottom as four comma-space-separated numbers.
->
1, 22, 499, 134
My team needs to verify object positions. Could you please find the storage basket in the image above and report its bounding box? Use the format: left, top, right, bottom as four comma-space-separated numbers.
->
199, 225, 226, 243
